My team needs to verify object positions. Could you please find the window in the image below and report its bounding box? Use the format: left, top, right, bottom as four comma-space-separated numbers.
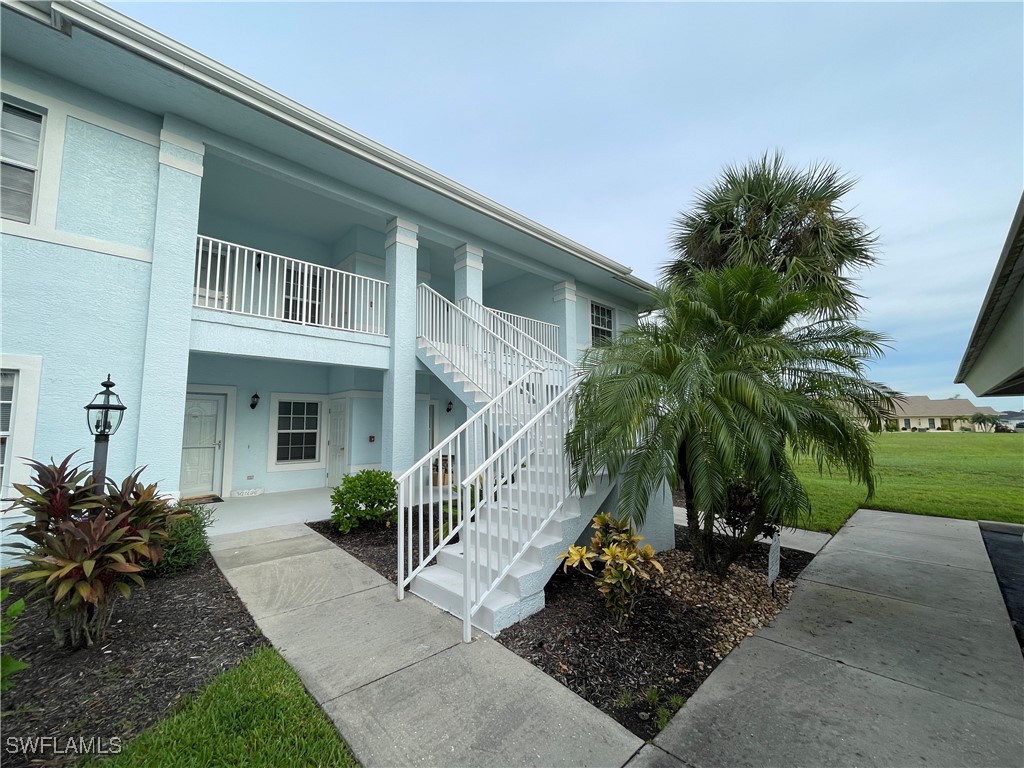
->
590, 302, 614, 346
1, 104, 43, 223
903, 418, 910, 430
927, 418, 935, 430
276, 400, 321, 463
0, 371, 14, 490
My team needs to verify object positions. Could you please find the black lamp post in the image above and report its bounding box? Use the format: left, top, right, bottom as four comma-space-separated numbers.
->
84, 374, 126, 486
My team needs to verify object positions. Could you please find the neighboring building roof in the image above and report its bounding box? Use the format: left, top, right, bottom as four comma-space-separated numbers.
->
893, 396, 1000, 419
955, 193, 1024, 396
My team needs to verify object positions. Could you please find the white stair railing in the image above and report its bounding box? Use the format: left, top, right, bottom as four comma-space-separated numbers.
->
457, 296, 575, 399
457, 377, 582, 642
487, 308, 561, 354
193, 235, 388, 335
395, 370, 543, 594
418, 284, 542, 398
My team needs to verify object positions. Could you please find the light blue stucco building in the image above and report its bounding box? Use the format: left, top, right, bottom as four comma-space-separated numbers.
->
1, 1, 670, 632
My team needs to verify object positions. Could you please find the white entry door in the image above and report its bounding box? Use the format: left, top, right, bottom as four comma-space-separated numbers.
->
180, 394, 226, 497
327, 398, 347, 486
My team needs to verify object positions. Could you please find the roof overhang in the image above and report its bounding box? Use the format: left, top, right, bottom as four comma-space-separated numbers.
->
954, 193, 1024, 397
1, 0, 656, 301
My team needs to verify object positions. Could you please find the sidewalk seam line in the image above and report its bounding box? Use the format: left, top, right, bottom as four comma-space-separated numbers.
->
755, 635, 1023, 721
251, 583, 393, 621
319, 641, 464, 706
793, 578, 1001, 625
820, 547, 993, 573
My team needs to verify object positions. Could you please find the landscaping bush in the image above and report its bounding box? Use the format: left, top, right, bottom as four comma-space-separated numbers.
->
559, 513, 663, 626
3, 455, 183, 649
330, 469, 398, 534
0, 586, 29, 691
150, 503, 215, 577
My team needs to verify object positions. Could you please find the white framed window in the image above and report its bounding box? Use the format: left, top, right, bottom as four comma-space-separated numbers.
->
1, 103, 43, 224
590, 301, 614, 346
0, 370, 15, 491
267, 393, 327, 472
0, 355, 41, 502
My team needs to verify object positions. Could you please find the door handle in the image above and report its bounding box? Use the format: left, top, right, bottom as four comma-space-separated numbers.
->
214, 440, 222, 449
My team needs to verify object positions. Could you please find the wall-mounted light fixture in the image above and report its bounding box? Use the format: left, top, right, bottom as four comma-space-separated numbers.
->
446, 401, 453, 413
250, 393, 260, 410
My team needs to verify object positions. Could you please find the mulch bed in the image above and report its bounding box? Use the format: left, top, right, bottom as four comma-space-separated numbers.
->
310, 516, 813, 741
497, 526, 813, 739
1, 554, 266, 768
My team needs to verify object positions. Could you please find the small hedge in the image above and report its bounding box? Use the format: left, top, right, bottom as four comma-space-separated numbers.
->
331, 469, 398, 534
150, 504, 215, 577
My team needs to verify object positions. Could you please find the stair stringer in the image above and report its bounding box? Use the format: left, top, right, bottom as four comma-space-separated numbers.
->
409, 472, 618, 635
416, 339, 493, 413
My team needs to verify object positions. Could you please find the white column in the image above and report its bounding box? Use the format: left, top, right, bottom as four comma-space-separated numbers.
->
382, 217, 419, 474
454, 243, 484, 307
136, 122, 204, 494
554, 280, 577, 363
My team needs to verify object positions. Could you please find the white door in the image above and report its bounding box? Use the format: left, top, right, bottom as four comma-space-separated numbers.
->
180, 394, 226, 497
327, 398, 347, 486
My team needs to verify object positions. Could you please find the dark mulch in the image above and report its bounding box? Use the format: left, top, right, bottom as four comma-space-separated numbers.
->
496, 526, 814, 740
311, 514, 815, 741
1, 554, 266, 768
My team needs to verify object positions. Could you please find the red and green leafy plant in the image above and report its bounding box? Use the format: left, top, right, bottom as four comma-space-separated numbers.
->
3, 455, 184, 649
558, 513, 664, 626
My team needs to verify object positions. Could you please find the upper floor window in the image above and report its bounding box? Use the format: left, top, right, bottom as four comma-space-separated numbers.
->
1, 104, 43, 224
590, 302, 614, 346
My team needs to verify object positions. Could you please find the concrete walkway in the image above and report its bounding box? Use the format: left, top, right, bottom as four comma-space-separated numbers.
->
209, 523, 643, 767
641, 509, 1024, 768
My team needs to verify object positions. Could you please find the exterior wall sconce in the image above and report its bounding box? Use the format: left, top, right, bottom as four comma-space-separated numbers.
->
250, 393, 260, 410
84, 374, 126, 485
446, 401, 453, 413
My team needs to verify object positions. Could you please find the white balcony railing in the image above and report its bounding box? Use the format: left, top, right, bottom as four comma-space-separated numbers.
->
193, 235, 388, 336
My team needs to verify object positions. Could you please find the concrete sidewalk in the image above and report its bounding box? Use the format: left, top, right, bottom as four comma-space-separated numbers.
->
209, 523, 642, 767
643, 509, 1024, 768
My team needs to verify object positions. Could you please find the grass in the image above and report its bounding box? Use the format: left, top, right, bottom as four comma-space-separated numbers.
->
99, 647, 357, 767
794, 432, 1024, 534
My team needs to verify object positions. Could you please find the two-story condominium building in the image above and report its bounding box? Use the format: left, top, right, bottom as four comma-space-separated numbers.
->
1, 1, 671, 635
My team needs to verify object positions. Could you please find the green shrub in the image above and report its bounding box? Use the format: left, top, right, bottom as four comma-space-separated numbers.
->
1, 586, 29, 691
151, 504, 215, 577
330, 470, 398, 534
558, 513, 664, 626
4, 455, 183, 649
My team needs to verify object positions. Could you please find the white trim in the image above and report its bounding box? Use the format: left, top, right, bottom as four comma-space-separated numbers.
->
158, 149, 203, 177
0, 221, 152, 262
0, 354, 41, 501
159, 128, 204, 155
327, 395, 349, 486
553, 280, 577, 303
183, 384, 235, 498
266, 392, 328, 473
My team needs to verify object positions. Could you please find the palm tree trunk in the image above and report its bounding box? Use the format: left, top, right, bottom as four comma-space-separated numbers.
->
678, 442, 718, 572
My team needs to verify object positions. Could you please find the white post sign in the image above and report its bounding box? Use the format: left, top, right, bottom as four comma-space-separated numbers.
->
768, 530, 781, 593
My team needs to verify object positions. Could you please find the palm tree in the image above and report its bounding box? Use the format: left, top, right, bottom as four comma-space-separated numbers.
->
969, 412, 998, 432
567, 266, 898, 575
663, 152, 877, 317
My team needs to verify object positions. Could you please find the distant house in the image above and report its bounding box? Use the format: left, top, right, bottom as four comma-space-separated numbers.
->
892, 396, 1000, 431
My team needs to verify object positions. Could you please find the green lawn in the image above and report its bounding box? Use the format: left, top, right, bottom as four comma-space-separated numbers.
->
793, 432, 1024, 534
100, 647, 357, 767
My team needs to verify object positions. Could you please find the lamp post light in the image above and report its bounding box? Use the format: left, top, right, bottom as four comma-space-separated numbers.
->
84, 374, 126, 487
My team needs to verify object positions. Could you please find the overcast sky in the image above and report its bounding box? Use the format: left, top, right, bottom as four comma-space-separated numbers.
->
112, 1, 1024, 411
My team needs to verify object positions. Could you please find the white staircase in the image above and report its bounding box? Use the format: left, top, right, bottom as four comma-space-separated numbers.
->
398, 285, 612, 640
